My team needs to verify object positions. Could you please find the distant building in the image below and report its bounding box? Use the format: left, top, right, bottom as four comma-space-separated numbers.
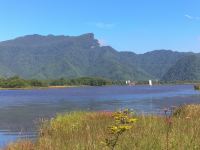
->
149, 80, 152, 86
126, 80, 135, 86
126, 80, 131, 85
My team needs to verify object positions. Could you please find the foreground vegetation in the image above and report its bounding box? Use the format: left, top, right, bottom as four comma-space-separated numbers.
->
5, 104, 200, 150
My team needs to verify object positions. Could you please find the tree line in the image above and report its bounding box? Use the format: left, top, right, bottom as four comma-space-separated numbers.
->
0, 76, 125, 88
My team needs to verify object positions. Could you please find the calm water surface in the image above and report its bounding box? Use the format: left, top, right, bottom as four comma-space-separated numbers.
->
0, 84, 200, 147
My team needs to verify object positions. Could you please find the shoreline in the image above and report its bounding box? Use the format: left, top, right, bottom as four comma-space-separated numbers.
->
0, 83, 197, 90
0, 85, 80, 90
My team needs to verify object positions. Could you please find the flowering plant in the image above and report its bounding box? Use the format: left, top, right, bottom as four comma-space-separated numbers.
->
103, 109, 137, 150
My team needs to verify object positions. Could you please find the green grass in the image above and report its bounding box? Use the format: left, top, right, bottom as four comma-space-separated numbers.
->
5, 105, 200, 150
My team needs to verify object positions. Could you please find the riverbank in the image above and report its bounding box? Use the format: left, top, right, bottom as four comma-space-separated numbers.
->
1, 76, 200, 90
5, 104, 200, 150
0, 76, 114, 90
0, 83, 198, 90
0, 85, 81, 90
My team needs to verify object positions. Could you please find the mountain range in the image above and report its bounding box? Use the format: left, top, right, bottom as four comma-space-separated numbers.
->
0, 33, 198, 81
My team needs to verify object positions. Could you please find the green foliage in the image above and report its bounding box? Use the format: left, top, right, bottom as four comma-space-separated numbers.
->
70, 77, 112, 86
0, 76, 28, 88
29, 79, 48, 87
0, 76, 114, 88
0, 76, 47, 88
49, 77, 112, 86
49, 78, 68, 86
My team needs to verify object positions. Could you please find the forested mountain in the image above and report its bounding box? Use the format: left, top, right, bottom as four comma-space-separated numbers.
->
120, 50, 192, 79
0, 33, 151, 80
0, 33, 197, 81
162, 55, 200, 81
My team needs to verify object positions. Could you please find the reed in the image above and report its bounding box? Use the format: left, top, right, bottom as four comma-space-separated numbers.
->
5, 105, 200, 150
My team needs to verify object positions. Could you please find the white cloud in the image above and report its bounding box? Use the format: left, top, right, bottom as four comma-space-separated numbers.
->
185, 14, 200, 20
185, 14, 193, 19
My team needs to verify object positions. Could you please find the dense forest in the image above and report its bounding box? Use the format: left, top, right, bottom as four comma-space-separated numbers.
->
0, 76, 120, 88
162, 55, 200, 81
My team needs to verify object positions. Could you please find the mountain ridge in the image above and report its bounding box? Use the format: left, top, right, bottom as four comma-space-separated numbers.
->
162, 54, 200, 81
0, 33, 198, 81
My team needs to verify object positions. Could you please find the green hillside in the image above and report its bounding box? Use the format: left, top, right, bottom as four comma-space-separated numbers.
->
0, 33, 196, 81
136, 50, 191, 79
0, 33, 151, 80
162, 55, 200, 81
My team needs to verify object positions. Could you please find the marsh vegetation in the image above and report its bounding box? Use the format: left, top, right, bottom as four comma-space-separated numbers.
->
5, 104, 200, 150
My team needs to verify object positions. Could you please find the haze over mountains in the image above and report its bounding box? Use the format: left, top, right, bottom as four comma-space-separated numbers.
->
0, 33, 198, 81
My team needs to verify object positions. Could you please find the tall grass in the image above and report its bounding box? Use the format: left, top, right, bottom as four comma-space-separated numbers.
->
5, 105, 200, 150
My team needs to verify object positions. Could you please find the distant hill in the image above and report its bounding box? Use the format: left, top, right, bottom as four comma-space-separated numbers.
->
0, 33, 197, 81
136, 50, 192, 79
162, 55, 200, 81
0, 33, 151, 80
119, 50, 191, 79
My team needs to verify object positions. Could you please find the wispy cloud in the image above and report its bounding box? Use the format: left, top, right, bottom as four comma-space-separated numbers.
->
86, 22, 116, 29
98, 39, 107, 46
185, 14, 200, 20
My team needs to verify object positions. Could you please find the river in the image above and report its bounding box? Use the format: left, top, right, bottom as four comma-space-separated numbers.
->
0, 84, 200, 147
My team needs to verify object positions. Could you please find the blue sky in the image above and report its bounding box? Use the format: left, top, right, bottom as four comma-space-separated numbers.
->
0, 0, 200, 53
